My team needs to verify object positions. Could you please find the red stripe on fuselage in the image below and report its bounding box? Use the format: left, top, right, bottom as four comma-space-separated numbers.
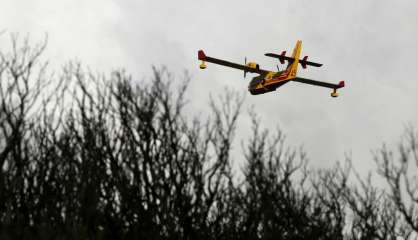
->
264, 71, 292, 87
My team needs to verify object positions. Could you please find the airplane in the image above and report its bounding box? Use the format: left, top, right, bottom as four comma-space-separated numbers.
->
198, 40, 345, 97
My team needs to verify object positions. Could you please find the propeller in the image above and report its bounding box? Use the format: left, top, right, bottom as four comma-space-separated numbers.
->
244, 57, 247, 78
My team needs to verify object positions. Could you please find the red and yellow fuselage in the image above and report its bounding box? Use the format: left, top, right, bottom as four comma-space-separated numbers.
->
249, 40, 302, 95
248, 71, 292, 95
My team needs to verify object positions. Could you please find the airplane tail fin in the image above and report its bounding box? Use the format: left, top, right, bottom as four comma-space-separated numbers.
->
286, 40, 302, 78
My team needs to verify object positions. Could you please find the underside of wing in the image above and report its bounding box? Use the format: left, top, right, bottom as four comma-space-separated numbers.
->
198, 50, 269, 75
292, 77, 345, 89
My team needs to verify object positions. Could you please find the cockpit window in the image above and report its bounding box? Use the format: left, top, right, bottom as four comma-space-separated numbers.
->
249, 76, 263, 88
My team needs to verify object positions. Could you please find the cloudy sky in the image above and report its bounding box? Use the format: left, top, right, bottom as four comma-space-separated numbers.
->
2, 0, 418, 173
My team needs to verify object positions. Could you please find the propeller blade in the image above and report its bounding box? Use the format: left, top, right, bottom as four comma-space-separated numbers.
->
244, 57, 247, 78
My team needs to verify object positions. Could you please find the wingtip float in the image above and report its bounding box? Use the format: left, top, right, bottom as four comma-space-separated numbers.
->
198, 41, 345, 98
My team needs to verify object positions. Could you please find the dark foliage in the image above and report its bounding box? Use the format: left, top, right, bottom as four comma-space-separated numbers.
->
0, 37, 416, 239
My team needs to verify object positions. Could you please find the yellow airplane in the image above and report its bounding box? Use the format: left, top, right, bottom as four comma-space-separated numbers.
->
198, 40, 345, 97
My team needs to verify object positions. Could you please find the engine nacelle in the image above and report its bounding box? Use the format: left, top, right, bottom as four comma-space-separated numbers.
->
246, 62, 260, 69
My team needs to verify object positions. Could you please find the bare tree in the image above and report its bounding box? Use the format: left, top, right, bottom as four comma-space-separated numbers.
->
2, 35, 418, 240
373, 126, 418, 239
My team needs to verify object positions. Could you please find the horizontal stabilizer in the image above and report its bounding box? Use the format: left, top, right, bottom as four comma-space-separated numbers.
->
265, 53, 323, 68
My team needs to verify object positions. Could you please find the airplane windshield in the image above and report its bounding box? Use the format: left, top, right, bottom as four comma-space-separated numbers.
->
249, 76, 263, 89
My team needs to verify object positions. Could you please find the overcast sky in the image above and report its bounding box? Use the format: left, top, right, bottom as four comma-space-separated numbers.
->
2, 0, 418, 174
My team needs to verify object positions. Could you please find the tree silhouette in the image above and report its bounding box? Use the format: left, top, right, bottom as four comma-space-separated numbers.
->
0, 36, 416, 239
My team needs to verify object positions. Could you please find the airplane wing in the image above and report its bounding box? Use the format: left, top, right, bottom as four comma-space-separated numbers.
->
198, 50, 269, 75
292, 77, 345, 89
265, 53, 322, 68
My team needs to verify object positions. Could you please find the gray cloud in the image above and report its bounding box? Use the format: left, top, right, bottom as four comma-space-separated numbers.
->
2, 0, 418, 173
